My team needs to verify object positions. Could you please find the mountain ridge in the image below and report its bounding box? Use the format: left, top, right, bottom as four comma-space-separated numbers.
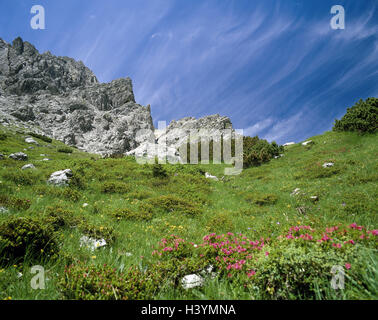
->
0, 37, 235, 157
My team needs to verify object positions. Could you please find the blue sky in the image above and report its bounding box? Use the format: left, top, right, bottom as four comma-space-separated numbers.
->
0, 0, 377, 143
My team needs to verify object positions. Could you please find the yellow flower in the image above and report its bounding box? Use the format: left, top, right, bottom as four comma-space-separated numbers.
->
91, 256, 96, 259
287, 204, 291, 208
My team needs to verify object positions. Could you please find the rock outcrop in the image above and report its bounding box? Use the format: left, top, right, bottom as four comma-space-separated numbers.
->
9, 152, 28, 161
0, 37, 235, 158
48, 169, 73, 186
127, 114, 237, 162
0, 37, 154, 155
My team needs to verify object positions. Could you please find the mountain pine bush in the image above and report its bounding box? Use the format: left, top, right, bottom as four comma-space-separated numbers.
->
333, 97, 378, 133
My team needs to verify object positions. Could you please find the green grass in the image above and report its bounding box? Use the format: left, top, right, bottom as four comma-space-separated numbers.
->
0, 125, 377, 300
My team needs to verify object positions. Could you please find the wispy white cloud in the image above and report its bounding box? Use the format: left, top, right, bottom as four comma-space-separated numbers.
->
30, 0, 377, 144
244, 118, 274, 137
262, 112, 305, 143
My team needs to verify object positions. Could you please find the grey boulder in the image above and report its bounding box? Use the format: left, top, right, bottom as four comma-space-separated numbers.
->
9, 152, 28, 160
25, 137, 38, 144
21, 163, 36, 170
48, 169, 73, 186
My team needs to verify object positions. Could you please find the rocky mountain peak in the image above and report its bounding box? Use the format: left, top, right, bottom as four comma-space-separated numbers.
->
0, 37, 153, 155
0, 37, 98, 96
0, 37, 234, 158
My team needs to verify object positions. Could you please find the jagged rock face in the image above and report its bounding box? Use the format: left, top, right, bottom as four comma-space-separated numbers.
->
127, 114, 236, 162
157, 114, 234, 149
0, 37, 98, 96
0, 37, 154, 155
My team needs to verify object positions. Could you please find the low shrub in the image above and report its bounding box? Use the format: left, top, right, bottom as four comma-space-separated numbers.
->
100, 181, 131, 194
152, 163, 168, 178
182, 136, 283, 168
33, 186, 82, 202
151, 235, 208, 287
249, 241, 345, 299
127, 190, 154, 200
244, 192, 278, 206
57, 147, 73, 154
243, 137, 283, 168
111, 206, 153, 221
149, 177, 170, 188
147, 195, 202, 216
42, 205, 82, 230
0, 217, 58, 265
206, 212, 234, 233
1, 169, 42, 186
59, 263, 162, 300
79, 223, 116, 243
27, 132, 52, 143
333, 97, 378, 133
0, 194, 31, 211
61, 188, 82, 202
68, 175, 87, 190
0, 133, 6, 140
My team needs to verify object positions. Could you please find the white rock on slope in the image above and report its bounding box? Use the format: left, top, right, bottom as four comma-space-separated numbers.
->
302, 140, 314, 146
21, 163, 35, 170
48, 169, 73, 186
79, 236, 106, 251
127, 114, 238, 163
205, 172, 219, 181
9, 152, 28, 160
322, 162, 334, 168
25, 137, 38, 144
181, 274, 204, 289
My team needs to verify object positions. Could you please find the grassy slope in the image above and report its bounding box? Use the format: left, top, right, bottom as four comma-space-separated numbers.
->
0, 125, 377, 299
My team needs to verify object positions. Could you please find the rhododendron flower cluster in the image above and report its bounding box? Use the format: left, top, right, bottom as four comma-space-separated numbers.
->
151, 224, 377, 279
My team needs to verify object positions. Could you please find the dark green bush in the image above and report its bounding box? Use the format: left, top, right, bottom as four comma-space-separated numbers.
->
333, 97, 378, 133
206, 212, 234, 233
149, 257, 207, 288
0, 217, 58, 264
0, 133, 6, 140
27, 132, 53, 143
152, 163, 168, 178
182, 136, 283, 168
111, 206, 153, 221
100, 181, 131, 194
79, 223, 116, 243
62, 188, 82, 202
42, 205, 82, 230
57, 147, 73, 154
0, 194, 31, 211
243, 137, 283, 168
148, 195, 202, 216
249, 241, 350, 299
